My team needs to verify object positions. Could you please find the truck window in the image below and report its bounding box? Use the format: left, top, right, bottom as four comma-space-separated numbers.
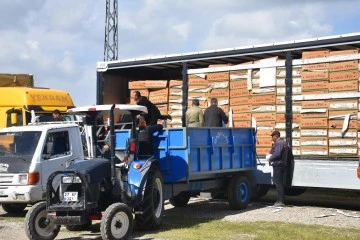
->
0, 131, 41, 173
43, 131, 70, 159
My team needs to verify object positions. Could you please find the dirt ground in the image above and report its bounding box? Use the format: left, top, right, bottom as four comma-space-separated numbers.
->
0, 189, 359, 240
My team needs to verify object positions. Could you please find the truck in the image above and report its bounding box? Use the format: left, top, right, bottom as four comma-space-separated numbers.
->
0, 123, 84, 214
24, 104, 256, 240
0, 87, 75, 128
95, 33, 360, 197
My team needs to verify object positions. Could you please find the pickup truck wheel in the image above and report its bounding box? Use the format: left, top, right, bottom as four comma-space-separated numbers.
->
135, 165, 164, 230
65, 219, 92, 231
25, 201, 60, 240
101, 203, 133, 240
1, 203, 27, 214
169, 191, 190, 207
227, 175, 251, 210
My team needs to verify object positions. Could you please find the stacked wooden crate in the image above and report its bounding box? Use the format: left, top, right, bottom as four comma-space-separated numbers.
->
250, 68, 276, 156
168, 79, 183, 127
188, 74, 209, 111
328, 50, 359, 157
229, 69, 252, 128
128, 81, 148, 104
300, 51, 330, 157
207, 65, 230, 114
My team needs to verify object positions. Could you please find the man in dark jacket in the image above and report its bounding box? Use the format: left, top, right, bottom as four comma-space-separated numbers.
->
133, 91, 171, 126
268, 130, 288, 207
203, 98, 228, 127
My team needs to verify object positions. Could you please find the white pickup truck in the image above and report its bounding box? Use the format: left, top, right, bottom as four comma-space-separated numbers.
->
0, 123, 84, 214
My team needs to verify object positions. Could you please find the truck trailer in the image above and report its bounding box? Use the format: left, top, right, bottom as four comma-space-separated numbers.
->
96, 33, 360, 196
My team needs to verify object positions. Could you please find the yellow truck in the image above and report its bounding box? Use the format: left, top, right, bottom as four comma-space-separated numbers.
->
0, 87, 75, 128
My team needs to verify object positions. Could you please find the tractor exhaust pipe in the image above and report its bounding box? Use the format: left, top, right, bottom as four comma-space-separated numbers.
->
110, 104, 116, 185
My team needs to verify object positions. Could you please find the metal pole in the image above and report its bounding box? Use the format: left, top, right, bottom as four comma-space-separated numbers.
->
96, 72, 104, 105
181, 62, 189, 127
285, 52, 293, 148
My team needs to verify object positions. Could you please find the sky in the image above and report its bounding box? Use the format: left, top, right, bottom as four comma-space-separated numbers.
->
0, 0, 359, 106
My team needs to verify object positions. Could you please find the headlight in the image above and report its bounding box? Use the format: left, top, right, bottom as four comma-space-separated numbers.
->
19, 175, 28, 184
62, 176, 73, 184
74, 176, 82, 183
61, 176, 82, 184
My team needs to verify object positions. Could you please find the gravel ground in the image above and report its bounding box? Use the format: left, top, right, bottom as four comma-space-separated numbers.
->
0, 190, 359, 240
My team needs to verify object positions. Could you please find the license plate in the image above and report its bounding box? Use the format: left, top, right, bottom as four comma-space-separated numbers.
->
63, 192, 78, 201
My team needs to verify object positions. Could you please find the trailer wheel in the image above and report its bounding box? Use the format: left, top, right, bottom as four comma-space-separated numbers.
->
24, 202, 60, 240
169, 191, 191, 207
227, 175, 251, 210
135, 165, 164, 230
65, 219, 92, 231
1, 203, 27, 214
101, 203, 133, 240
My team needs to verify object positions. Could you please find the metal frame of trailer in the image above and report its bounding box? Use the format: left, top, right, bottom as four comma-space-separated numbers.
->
96, 33, 360, 190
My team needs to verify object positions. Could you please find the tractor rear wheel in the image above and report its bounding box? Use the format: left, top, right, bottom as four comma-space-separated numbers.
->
101, 203, 133, 240
24, 201, 60, 240
135, 165, 164, 230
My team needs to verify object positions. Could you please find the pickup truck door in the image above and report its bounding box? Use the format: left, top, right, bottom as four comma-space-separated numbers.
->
40, 129, 75, 191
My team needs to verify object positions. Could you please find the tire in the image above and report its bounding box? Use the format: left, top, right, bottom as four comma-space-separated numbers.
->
65, 219, 92, 231
227, 175, 251, 210
135, 165, 164, 230
100, 203, 133, 240
285, 187, 307, 196
1, 203, 27, 214
24, 201, 60, 240
252, 184, 271, 199
169, 191, 190, 207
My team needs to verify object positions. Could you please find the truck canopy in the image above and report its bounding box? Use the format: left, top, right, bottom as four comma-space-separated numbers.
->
67, 104, 148, 115
0, 87, 74, 112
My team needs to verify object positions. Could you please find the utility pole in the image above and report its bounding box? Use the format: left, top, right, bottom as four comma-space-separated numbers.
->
104, 0, 118, 61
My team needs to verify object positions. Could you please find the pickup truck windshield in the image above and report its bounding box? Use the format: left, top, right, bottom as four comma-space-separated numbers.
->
0, 131, 41, 173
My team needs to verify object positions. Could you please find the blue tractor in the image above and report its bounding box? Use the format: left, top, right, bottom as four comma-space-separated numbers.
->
25, 104, 257, 240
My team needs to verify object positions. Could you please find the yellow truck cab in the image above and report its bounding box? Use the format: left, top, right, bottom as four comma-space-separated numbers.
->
0, 87, 75, 128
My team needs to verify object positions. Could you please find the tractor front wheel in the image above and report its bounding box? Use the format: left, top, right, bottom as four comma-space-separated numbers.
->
24, 201, 60, 240
101, 203, 133, 240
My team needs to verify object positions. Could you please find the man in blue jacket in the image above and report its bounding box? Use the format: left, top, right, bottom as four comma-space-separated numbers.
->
267, 130, 288, 207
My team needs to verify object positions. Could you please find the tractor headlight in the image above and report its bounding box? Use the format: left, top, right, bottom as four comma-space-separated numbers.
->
73, 176, 82, 183
61, 176, 82, 184
62, 176, 73, 184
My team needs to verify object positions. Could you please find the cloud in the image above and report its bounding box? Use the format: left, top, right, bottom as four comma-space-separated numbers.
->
0, 0, 358, 107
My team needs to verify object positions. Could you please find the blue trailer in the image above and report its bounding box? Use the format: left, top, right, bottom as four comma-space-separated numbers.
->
24, 105, 257, 240
115, 127, 256, 209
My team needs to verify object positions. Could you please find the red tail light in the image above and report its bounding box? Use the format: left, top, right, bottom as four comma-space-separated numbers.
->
127, 138, 136, 154
28, 172, 40, 185
130, 142, 136, 152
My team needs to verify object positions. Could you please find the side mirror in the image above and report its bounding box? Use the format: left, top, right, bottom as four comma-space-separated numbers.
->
10, 113, 18, 125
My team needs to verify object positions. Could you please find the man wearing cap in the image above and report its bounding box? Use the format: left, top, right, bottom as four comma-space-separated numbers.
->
267, 130, 288, 207
186, 98, 204, 127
